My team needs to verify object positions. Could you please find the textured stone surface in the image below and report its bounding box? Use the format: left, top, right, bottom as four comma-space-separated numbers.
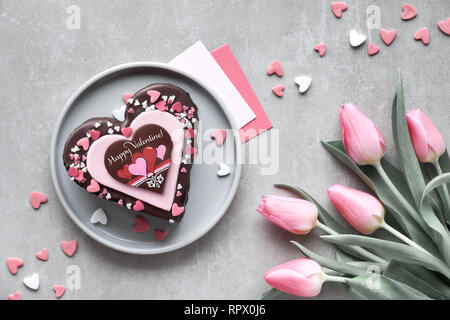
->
0, 0, 449, 299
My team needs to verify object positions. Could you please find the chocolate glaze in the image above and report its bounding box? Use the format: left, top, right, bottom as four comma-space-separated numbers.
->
62, 83, 199, 222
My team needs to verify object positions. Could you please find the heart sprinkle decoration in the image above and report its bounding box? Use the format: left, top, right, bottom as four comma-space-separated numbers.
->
87, 179, 100, 193
267, 60, 283, 77
295, 76, 312, 94
380, 29, 397, 46
23, 273, 40, 290
8, 292, 20, 300
112, 104, 126, 122
90, 208, 108, 225
30, 191, 48, 210
272, 85, 285, 98
121, 127, 132, 138
438, 18, 450, 35
53, 285, 66, 299
122, 93, 133, 104
154, 229, 168, 242
171, 203, 185, 217
368, 42, 380, 56
133, 216, 150, 233
7, 258, 24, 275
210, 129, 227, 146
314, 43, 327, 57
414, 27, 430, 45
331, 2, 348, 18
77, 137, 90, 151
217, 163, 231, 177
402, 3, 417, 20
349, 30, 367, 47
133, 200, 145, 211
36, 248, 48, 261
61, 240, 78, 257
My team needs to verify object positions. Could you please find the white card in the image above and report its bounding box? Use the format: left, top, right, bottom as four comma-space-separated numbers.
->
169, 41, 256, 128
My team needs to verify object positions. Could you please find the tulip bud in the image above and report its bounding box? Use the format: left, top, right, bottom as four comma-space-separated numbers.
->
327, 185, 385, 235
257, 195, 318, 235
406, 109, 446, 163
264, 258, 325, 297
340, 103, 386, 166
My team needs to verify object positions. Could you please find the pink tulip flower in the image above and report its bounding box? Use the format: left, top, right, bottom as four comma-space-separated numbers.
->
406, 109, 446, 163
257, 195, 318, 235
340, 103, 386, 165
328, 185, 385, 235
264, 258, 325, 297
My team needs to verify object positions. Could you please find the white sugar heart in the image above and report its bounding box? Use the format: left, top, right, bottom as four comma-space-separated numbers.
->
294, 76, 312, 94
349, 30, 367, 47
112, 105, 126, 121
91, 208, 108, 225
23, 273, 39, 290
217, 163, 231, 177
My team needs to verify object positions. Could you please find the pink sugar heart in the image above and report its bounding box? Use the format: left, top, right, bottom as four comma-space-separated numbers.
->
186, 145, 196, 155
267, 60, 283, 77
74, 170, 84, 182
368, 42, 380, 56
129, 158, 147, 177
272, 85, 285, 98
314, 43, 327, 56
82, 155, 87, 161
117, 199, 124, 206
122, 93, 133, 103
61, 240, 78, 257
121, 127, 132, 138
133, 216, 150, 233
154, 229, 168, 242
76, 137, 90, 151
127, 108, 135, 114
156, 145, 167, 160
133, 200, 145, 211
438, 18, 450, 35
210, 129, 227, 146
176, 191, 182, 197
53, 285, 66, 299
36, 248, 48, 261
380, 29, 397, 45
171, 203, 184, 217
185, 128, 194, 139
181, 167, 187, 173
87, 179, 100, 193
331, 2, 348, 18
172, 101, 182, 112
68, 166, 79, 177
8, 292, 20, 300
414, 27, 430, 45
146, 90, 161, 103
7, 258, 24, 275
30, 191, 48, 209
155, 100, 167, 111
89, 129, 101, 141
402, 3, 417, 20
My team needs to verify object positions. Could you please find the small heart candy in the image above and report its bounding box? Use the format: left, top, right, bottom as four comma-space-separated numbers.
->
380, 29, 397, 46
295, 76, 312, 94
349, 30, 367, 47
77, 137, 90, 151
112, 104, 126, 122
171, 203, 184, 217
272, 85, 285, 98
154, 229, 168, 242
368, 42, 380, 56
87, 179, 100, 193
61, 240, 78, 257
133, 216, 150, 233
7, 258, 24, 275
122, 93, 133, 103
8, 292, 20, 300
30, 191, 48, 210
121, 126, 132, 138
91, 208, 108, 225
402, 3, 417, 20
414, 27, 430, 45
36, 248, 48, 261
23, 273, 39, 290
210, 129, 227, 146
438, 18, 450, 35
89, 129, 101, 141
267, 60, 283, 77
53, 285, 66, 298
314, 43, 327, 56
331, 2, 348, 18
146, 90, 161, 103
217, 163, 231, 177
133, 200, 145, 211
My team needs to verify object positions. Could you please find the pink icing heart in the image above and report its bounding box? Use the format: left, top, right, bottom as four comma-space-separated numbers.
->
176, 191, 182, 197
133, 200, 145, 211
414, 27, 430, 45
61, 240, 78, 257
210, 129, 227, 146
118, 199, 124, 206
146, 90, 161, 103
368, 42, 380, 56
181, 167, 187, 173
267, 60, 283, 77
121, 127, 132, 138
185, 128, 194, 139
402, 3, 417, 20
380, 29, 397, 46
68, 166, 79, 177
314, 43, 327, 56
128, 157, 147, 176
53, 285, 66, 298
156, 100, 167, 111
171, 203, 184, 217
7, 258, 23, 275
74, 170, 84, 182
30, 191, 48, 209
89, 129, 101, 141
186, 145, 196, 155
133, 216, 150, 233
331, 2, 348, 18
156, 145, 167, 160
272, 85, 285, 98
36, 248, 48, 261
128, 108, 135, 114
87, 179, 100, 193
123, 93, 133, 103
77, 137, 90, 151
154, 229, 168, 242
438, 18, 450, 35
8, 292, 20, 300
172, 101, 182, 112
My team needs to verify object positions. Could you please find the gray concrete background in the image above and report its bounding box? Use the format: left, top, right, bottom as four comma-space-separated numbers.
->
1, 0, 449, 300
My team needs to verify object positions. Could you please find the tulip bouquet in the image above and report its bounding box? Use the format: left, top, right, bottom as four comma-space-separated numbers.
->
259, 71, 450, 300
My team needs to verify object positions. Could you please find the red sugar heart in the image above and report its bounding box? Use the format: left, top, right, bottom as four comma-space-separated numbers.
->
185, 128, 194, 139
133, 216, 150, 233
87, 179, 100, 193
154, 229, 168, 242
380, 29, 397, 45
133, 200, 145, 211
74, 170, 84, 182
438, 18, 450, 35
267, 60, 283, 77
368, 42, 380, 56
156, 100, 167, 111
122, 93, 133, 103
314, 43, 327, 56
171, 203, 184, 217
172, 101, 182, 112
121, 127, 132, 138
8, 292, 20, 300
53, 285, 66, 298
146, 90, 161, 103
181, 167, 187, 173
30, 191, 48, 209
89, 129, 101, 141
7, 258, 24, 275
402, 3, 417, 20
61, 240, 78, 257
67, 166, 79, 177
331, 2, 348, 18
414, 27, 430, 45
272, 85, 285, 98
36, 248, 48, 261
76, 137, 90, 151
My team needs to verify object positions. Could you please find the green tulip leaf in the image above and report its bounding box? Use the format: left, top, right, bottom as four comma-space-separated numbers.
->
421, 173, 450, 225
423, 164, 448, 225
261, 287, 283, 300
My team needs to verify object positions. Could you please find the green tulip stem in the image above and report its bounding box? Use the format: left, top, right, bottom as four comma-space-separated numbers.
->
373, 161, 425, 228
316, 221, 387, 265
323, 274, 349, 283
380, 221, 427, 253
433, 160, 450, 217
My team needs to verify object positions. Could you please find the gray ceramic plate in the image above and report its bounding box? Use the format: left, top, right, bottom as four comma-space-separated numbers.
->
50, 62, 241, 255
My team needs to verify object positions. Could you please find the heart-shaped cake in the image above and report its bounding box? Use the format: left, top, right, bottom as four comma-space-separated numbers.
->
62, 83, 199, 222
